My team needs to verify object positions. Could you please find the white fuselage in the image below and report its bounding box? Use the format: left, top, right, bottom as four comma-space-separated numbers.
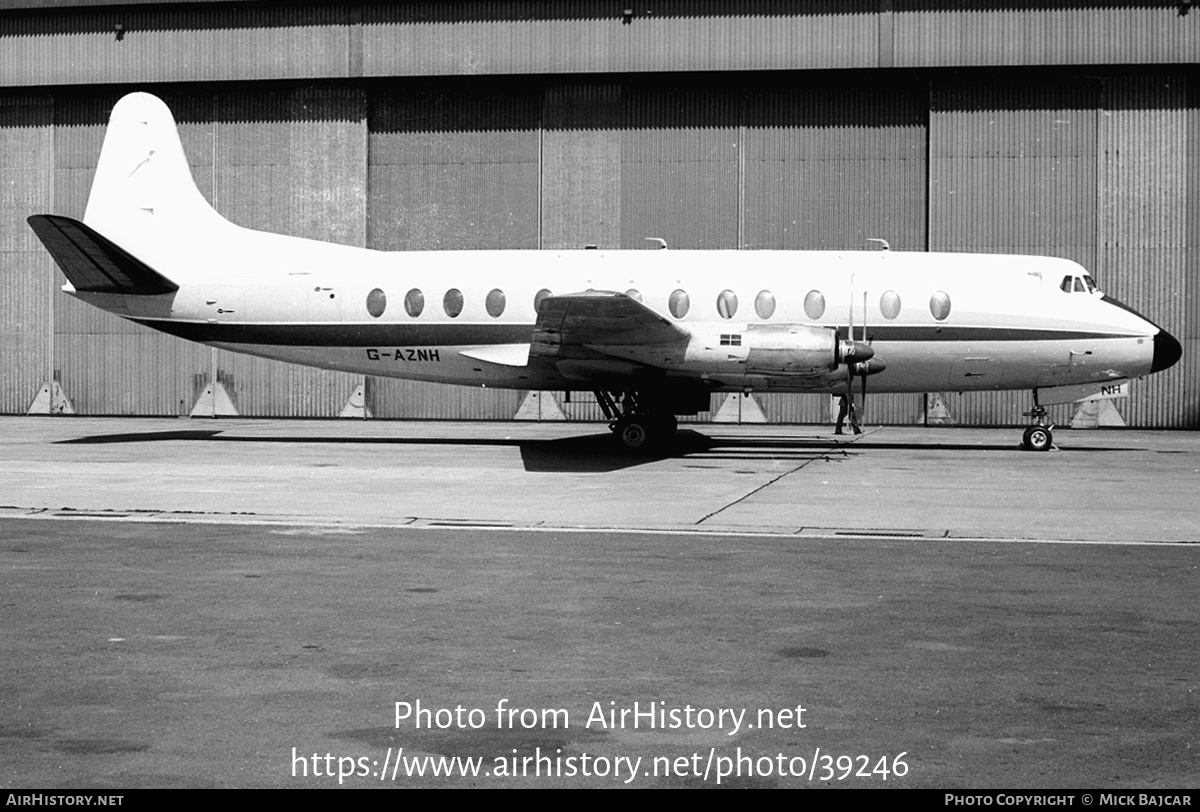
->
81, 225, 1161, 395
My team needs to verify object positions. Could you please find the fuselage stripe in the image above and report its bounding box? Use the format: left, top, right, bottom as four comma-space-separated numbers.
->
129, 318, 1141, 347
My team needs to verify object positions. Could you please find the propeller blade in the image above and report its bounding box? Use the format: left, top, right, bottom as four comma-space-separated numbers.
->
860, 362, 867, 423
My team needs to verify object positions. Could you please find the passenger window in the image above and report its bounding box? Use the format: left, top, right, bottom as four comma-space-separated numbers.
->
880, 290, 901, 320
404, 288, 424, 317
929, 290, 951, 321
366, 288, 387, 318
716, 290, 738, 319
443, 289, 463, 318
755, 290, 776, 319
669, 289, 690, 319
804, 290, 825, 320
534, 289, 552, 312
625, 289, 642, 302
486, 289, 506, 318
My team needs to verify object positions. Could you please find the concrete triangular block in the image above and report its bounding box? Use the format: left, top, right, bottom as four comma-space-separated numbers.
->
190, 381, 238, 417
27, 381, 75, 415
922, 393, 956, 424
1070, 399, 1126, 429
712, 393, 767, 423
513, 390, 567, 421
339, 382, 372, 419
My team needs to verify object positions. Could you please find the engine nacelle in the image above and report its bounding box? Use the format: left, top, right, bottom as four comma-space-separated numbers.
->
743, 323, 873, 377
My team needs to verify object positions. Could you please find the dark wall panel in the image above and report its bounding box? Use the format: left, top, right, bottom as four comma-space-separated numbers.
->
541, 84, 622, 250
1186, 79, 1200, 428
930, 78, 1100, 265
0, 95, 53, 413
0, 4, 353, 86
895, 2, 1200, 69
620, 86, 739, 250
1096, 75, 1189, 428
744, 82, 927, 251
368, 88, 540, 250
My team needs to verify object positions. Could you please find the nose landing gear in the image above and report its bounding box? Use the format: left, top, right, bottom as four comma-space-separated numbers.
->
1021, 400, 1055, 452
1021, 423, 1054, 452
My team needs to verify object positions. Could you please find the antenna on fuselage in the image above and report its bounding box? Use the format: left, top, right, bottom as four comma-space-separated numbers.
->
644, 237, 668, 250
867, 238, 890, 251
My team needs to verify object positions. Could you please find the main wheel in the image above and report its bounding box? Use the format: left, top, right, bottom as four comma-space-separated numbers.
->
1022, 425, 1053, 452
616, 417, 652, 451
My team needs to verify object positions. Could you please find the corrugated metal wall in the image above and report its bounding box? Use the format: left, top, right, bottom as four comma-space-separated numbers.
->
541, 84, 623, 250
895, 1, 1200, 69
5, 2, 1195, 88
0, 5, 353, 86
361, 1, 880, 77
0, 95, 53, 414
620, 85, 740, 250
1188, 80, 1200, 428
1096, 76, 1190, 428
2, 69, 1197, 425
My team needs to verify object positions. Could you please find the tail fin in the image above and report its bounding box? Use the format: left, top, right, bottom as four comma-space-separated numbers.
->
27, 214, 178, 296
80, 92, 230, 266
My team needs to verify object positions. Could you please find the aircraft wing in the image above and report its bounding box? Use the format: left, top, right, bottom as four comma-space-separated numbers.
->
531, 291, 689, 361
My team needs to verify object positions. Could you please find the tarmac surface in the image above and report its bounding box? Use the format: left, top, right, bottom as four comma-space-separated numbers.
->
1, 417, 1197, 788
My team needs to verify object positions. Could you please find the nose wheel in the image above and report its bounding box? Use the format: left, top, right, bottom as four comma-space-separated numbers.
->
1021, 401, 1055, 452
1021, 424, 1053, 452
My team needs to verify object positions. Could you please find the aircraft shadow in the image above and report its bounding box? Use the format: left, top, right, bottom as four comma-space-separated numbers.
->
57, 427, 714, 473
57, 428, 1138, 472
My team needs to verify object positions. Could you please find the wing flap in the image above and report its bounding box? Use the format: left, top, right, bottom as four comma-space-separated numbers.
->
27, 214, 178, 296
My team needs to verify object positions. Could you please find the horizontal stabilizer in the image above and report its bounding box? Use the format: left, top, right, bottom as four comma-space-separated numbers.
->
27, 214, 178, 296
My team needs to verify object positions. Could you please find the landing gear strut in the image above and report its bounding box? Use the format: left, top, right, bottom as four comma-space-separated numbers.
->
595, 389, 678, 452
1021, 398, 1055, 452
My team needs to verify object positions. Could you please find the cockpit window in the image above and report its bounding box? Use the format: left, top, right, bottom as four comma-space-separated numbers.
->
1060, 274, 1100, 295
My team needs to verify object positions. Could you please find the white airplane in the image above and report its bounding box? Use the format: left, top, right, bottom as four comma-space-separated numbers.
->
28, 92, 1181, 452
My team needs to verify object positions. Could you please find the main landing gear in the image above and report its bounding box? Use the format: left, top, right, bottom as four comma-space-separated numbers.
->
594, 389, 678, 452
1021, 399, 1055, 452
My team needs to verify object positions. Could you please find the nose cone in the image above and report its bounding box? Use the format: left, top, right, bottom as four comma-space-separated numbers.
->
1152, 329, 1182, 373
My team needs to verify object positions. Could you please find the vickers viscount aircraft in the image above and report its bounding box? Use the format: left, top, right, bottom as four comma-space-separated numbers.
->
28, 93, 1182, 452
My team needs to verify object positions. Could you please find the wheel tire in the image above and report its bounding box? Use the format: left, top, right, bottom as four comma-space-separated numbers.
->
617, 418, 651, 452
1023, 425, 1053, 452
